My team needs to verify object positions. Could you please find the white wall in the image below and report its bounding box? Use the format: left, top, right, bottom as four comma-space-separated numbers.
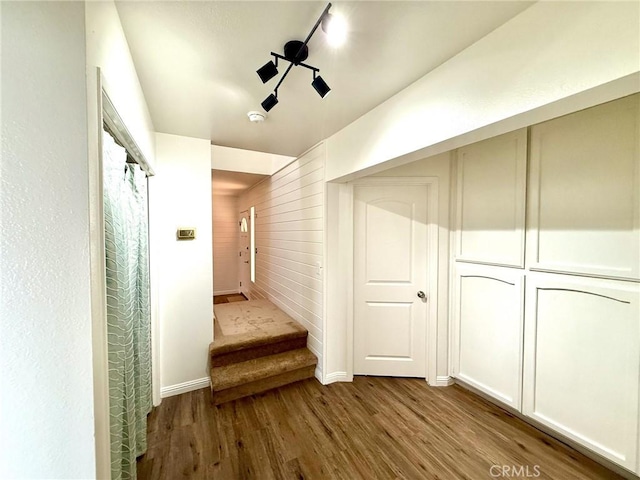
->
85, 0, 155, 167
152, 133, 213, 397
0, 2, 97, 478
212, 193, 239, 295
325, 1, 640, 182
212, 144, 293, 176
239, 144, 325, 379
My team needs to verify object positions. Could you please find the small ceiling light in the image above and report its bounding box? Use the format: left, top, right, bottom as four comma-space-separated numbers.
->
261, 93, 278, 112
311, 74, 331, 98
247, 111, 266, 123
321, 13, 347, 47
257, 60, 278, 84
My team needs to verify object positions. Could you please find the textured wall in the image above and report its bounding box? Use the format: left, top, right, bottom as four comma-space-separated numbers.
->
0, 2, 97, 478
85, 0, 156, 167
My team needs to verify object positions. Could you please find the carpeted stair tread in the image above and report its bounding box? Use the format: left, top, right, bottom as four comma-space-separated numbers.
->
210, 336, 308, 367
211, 365, 316, 405
211, 348, 317, 392
209, 327, 307, 356
211, 299, 308, 357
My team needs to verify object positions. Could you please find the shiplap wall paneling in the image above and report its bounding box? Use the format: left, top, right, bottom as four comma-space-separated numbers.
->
523, 273, 640, 472
456, 129, 527, 267
238, 144, 325, 368
527, 94, 640, 280
452, 264, 524, 409
212, 194, 239, 295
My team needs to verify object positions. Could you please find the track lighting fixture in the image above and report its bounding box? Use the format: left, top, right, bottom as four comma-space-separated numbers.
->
261, 94, 279, 112
311, 73, 331, 98
257, 60, 278, 84
256, 2, 342, 112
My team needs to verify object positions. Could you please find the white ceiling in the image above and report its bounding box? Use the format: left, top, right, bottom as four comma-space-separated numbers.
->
211, 169, 267, 196
116, 1, 533, 157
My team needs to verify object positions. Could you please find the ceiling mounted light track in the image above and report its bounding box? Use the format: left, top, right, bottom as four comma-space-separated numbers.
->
256, 2, 343, 112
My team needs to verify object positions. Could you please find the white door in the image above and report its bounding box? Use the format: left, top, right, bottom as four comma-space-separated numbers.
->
354, 183, 428, 377
239, 211, 250, 297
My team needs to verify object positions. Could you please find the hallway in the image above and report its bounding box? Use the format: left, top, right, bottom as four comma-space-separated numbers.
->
136, 378, 620, 479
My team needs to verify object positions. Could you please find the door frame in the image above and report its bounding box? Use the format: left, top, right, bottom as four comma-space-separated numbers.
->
346, 177, 439, 385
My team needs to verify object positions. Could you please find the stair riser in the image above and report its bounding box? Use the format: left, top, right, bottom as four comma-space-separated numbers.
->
211, 365, 316, 405
210, 336, 308, 367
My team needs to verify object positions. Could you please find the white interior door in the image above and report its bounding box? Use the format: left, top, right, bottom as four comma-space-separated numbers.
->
239, 211, 250, 296
354, 183, 428, 377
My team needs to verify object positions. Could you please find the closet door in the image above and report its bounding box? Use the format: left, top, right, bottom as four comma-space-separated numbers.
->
523, 273, 640, 471
527, 94, 640, 280
452, 264, 524, 409
455, 129, 527, 267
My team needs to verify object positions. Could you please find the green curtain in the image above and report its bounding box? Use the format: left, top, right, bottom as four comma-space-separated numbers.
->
103, 131, 152, 480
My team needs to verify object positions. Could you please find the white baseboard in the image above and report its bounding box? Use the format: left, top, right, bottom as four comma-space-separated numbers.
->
323, 371, 352, 385
213, 289, 240, 296
314, 365, 323, 383
433, 375, 454, 387
161, 377, 210, 398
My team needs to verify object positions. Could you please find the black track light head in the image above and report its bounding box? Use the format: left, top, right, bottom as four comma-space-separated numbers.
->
257, 60, 278, 84
311, 75, 331, 98
261, 93, 279, 112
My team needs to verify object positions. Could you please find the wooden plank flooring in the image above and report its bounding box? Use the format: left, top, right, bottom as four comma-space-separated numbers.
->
137, 377, 623, 479
214, 293, 248, 305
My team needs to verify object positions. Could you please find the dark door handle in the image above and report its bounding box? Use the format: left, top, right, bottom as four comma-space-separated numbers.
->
417, 291, 426, 299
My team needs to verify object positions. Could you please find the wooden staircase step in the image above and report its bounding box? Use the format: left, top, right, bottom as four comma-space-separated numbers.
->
211, 348, 316, 391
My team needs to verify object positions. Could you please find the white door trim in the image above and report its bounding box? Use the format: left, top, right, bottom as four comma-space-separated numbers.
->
87, 66, 112, 480
346, 177, 439, 385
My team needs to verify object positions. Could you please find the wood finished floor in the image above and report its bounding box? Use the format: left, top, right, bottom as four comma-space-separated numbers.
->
137, 377, 622, 480
214, 293, 248, 305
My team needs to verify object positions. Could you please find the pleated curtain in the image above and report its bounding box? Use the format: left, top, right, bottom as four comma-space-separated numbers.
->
103, 131, 152, 480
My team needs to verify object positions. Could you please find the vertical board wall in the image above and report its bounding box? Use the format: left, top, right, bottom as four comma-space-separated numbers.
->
239, 144, 325, 377
212, 193, 240, 295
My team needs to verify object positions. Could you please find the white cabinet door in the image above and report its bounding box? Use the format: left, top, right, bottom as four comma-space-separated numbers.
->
456, 129, 527, 267
527, 94, 640, 280
452, 263, 525, 409
354, 183, 428, 377
523, 273, 640, 471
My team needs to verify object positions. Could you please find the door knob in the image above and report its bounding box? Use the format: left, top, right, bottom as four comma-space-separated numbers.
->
417, 291, 426, 299
244, 261, 249, 264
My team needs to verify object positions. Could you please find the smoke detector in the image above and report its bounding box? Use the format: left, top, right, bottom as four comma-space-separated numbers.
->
247, 111, 266, 123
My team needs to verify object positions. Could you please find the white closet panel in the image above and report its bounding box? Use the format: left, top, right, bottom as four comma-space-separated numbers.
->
456, 129, 527, 267
528, 94, 640, 280
453, 264, 524, 409
523, 273, 640, 472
